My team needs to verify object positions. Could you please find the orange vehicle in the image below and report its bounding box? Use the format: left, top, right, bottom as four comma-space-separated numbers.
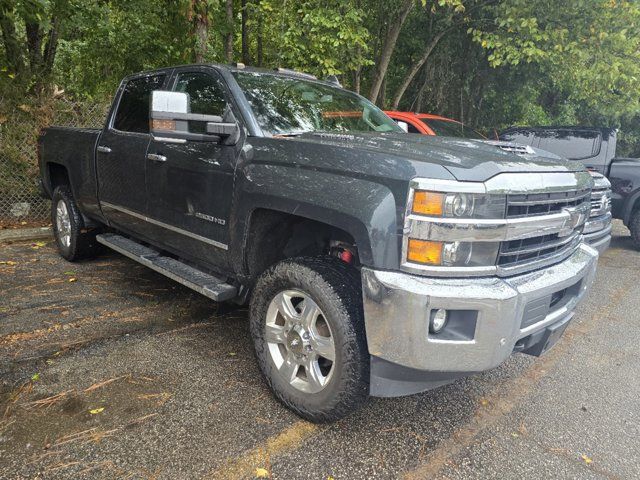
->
384, 111, 486, 139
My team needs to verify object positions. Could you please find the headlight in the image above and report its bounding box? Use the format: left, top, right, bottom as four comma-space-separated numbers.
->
407, 238, 499, 267
406, 183, 505, 267
411, 190, 505, 219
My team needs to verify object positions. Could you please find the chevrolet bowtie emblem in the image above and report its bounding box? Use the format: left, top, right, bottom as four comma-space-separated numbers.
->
558, 205, 588, 237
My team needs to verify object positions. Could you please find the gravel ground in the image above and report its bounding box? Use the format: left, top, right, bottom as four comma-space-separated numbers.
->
1, 221, 638, 479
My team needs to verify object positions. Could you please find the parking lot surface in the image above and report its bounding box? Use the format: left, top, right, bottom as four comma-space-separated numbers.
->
1, 221, 639, 479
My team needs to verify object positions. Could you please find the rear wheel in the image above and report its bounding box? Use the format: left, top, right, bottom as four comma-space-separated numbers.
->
51, 185, 100, 261
250, 257, 369, 422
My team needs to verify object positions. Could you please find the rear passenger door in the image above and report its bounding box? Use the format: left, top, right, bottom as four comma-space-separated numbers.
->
97, 72, 168, 238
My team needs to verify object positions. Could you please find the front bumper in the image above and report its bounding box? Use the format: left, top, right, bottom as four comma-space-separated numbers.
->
362, 244, 598, 397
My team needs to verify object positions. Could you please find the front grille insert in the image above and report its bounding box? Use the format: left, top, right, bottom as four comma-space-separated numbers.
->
590, 188, 611, 217
506, 189, 591, 218
499, 189, 589, 270
498, 232, 581, 267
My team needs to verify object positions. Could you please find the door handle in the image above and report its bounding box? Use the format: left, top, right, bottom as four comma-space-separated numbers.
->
97, 145, 112, 154
147, 153, 167, 162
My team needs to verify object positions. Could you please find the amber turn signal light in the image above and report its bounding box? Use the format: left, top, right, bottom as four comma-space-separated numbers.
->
412, 191, 443, 216
407, 239, 443, 265
151, 119, 176, 131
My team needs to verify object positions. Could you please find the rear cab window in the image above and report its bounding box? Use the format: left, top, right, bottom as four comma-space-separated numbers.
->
500, 130, 535, 146
113, 74, 166, 133
535, 129, 602, 160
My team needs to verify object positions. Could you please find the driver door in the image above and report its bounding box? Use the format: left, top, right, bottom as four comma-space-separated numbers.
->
145, 67, 241, 271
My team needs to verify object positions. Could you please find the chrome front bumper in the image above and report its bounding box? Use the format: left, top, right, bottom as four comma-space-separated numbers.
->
362, 244, 598, 397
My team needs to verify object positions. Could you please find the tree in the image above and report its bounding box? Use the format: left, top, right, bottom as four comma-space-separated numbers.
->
241, 0, 251, 64
0, 0, 68, 93
189, 0, 211, 63
224, 0, 234, 62
368, 0, 415, 103
470, 0, 640, 119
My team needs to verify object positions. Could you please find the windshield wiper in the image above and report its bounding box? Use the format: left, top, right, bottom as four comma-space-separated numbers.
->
273, 131, 310, 137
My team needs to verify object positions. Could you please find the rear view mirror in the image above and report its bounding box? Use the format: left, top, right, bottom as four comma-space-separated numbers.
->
396, 121, 409, 133
150, 90, 240, 144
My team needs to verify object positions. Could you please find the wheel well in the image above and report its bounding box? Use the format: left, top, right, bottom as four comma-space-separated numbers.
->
244, 209, 359, 280
47, 163, 70, 192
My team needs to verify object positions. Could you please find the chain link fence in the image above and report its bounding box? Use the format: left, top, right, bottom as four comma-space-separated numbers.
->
0, 97, 109, 227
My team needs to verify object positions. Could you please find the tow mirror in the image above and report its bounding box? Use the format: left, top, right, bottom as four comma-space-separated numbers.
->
396, 121, 409, 133
150, 90, 240, 144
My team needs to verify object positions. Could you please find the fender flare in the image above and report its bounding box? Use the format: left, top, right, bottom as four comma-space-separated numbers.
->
234, 165, 401, 270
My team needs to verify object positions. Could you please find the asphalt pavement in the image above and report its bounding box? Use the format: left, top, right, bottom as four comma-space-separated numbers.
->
1, 221, 638, 479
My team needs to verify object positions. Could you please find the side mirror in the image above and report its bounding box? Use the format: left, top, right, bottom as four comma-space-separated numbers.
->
150, 90, 239, 144
396, 121, 409, 133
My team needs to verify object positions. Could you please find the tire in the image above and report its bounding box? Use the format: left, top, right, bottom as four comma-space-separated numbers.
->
631, 209, 640, 250
249, 256, 369, 422
51, 185, 100, 261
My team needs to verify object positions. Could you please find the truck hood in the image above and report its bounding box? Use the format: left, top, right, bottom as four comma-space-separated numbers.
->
290, 132, 585, 182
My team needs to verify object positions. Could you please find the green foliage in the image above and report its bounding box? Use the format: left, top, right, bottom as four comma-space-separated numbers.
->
54, 0, 191, 98
1, 0, 639, 155
270, 1, 371, 76
470, 0, 640, 120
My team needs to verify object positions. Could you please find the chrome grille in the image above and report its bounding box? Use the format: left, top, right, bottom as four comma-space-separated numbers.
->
498, 232, 581, 267
590, 188, 611, 217
498, 190, 590, 270
506, 189, 590, 218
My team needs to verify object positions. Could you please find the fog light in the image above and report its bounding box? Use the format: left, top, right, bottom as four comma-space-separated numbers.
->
430, 309, 448, 334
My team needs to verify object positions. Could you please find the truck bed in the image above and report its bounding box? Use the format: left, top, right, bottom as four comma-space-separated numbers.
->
39, 126, 102, 218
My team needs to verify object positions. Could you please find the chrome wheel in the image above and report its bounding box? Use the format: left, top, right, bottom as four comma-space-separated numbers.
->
55, 199, 71, 248
265, 290, 336, 394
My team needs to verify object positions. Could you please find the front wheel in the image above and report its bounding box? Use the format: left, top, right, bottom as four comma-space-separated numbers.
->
249, 257, 369, 422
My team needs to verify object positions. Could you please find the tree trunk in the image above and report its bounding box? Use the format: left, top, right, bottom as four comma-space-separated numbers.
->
241, 0, 250, 64
225, 0, 234, 62
192, 0, 209, 63
0, 12, 24, 74
256, 0, 263, 66
25, 22, 44, 73
391, 29, 447, 109
43, 16, 60, 77
368, 0, 414, 104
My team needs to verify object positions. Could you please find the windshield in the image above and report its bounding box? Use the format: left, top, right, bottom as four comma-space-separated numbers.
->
421, 118, 485, 139
233, 71, 403, 136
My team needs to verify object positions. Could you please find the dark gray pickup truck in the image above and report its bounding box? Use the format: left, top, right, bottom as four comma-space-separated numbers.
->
39, 64, 599, 422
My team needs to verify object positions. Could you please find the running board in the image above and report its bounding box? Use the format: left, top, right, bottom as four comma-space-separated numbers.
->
96, 233, 237, 302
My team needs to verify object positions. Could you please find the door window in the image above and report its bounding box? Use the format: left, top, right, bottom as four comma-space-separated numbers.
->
174, 71, 229, 133
113, 74, 166, 133
174, 71, 228, 116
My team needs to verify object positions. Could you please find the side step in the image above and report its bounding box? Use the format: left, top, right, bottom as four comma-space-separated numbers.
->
96, 233, 237, 302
